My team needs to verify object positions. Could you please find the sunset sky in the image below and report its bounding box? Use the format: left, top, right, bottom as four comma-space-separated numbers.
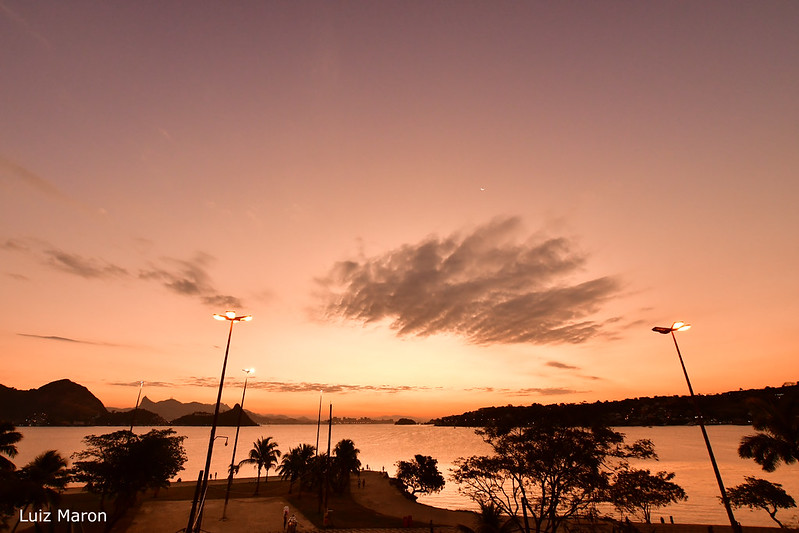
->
2, 2, 798, 419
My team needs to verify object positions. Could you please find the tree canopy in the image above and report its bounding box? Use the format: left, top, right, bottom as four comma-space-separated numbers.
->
738, 394, 799, 472
607, 469, 686, 523
72, 429, 186, 530
396, 454, 445, 497
453, 422, 658, 533
726, 477, 796, 529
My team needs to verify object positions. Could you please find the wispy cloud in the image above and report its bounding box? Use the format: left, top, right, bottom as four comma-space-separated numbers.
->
464, 385, 586, 396
0, 155, 104, 215
17, 333, 124, 347
2, 238, 243, 308
511, 387, 583, 396
44, 249, 128, 279
546, 360, 579, 370
139, 252, 242, 308
109, 380, 174, 388
318, 217, 621, 346
181, 376, 435, 394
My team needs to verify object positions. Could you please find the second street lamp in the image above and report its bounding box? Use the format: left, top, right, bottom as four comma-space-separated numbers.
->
652, 321, 741, 533
186, 311, 252, 533
222, 367, 254, 520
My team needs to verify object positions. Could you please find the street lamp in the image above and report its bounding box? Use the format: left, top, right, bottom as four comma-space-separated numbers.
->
129, 380, 144, 433
222, 368, 254, 519
186, 311, 252, 533
652, 321, 741, 533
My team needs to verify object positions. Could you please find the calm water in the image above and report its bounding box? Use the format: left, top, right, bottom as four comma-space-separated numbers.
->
15, 425, 799, 527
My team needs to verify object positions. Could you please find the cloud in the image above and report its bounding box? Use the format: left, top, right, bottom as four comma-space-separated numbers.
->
109, 380, 174, 388
1, 239, 30, 252
181, 377, 434, 395
44, 249, 128, 279
511, 387, 583, 396
139, 252, 242, 308
318, 217, 621, 346
0, 156, 105, 215
3, 237, 243, 308
546, 361, 579, 370
17, 333, 124, 347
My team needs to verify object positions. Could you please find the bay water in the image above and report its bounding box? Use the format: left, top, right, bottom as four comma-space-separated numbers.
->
15, 425, 799, 527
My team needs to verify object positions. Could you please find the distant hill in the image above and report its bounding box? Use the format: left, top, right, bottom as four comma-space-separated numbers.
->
95, 408, 169, 426
0, 379, 107, 425
430, 384, 799, 428
139, 396, 231, 422
171, 404, 258, 426
245, 410, 315, 425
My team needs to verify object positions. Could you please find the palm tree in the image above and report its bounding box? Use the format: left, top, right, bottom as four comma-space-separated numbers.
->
332, 438, 361, 491
238, 437, 281, 495
738, 394, 799, 472
0, 422, 22, 471
278, 444, 315, 495
12, 450, 69, 533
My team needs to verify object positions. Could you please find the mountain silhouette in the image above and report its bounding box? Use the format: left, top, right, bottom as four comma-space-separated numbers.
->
0, 379, 107, 425
139, 396, 231, 422
170, 403, 257, 426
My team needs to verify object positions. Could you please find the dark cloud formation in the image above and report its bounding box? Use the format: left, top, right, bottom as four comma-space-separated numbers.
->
44, 249, 128, 279
18, 333, 82, 343
3, 237, 243, 309
546, 361, 579, 370
319, 218, 621, 346
139, 253, 242, 308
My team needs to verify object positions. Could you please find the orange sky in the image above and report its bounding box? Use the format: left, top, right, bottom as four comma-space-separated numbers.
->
1, 2, 798, 420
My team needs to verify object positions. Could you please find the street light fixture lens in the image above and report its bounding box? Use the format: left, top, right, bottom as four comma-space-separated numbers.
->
673, 321, 691, 331
226, 311, 237, 319
213, 314, 225, 321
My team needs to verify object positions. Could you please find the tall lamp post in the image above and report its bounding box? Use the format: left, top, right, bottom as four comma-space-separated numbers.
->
222, 367, 254, 520
652, 321, 741, 533
129, 380, 144, 433
186, 311, 252, 533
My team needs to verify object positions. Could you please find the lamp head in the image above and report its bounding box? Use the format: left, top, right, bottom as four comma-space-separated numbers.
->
652, 321, 691, 334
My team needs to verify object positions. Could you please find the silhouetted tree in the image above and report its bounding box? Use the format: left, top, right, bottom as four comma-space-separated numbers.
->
738, 395, 799, 472
333, 438, 360, 491
607, 469, 686, 524
396, 454, 445, 498
726, 477, 796, 528
12, 450, 70, 532
238, 436, 280, 495
72, 429, 186, 531
0, 422, 24, 528
278, 443, 315, 495
453, 422, 656, 533
0, 422, 22, 471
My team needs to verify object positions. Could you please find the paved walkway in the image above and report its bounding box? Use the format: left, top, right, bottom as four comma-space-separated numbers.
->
127, 497, 313, 533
